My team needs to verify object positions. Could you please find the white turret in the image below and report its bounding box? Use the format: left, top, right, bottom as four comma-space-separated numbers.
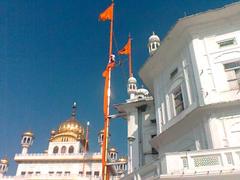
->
98, 130, 104, 145
116, 157, 128, 174
148, 32, 160, 56
0, 157, 8, 177
98, 129, 111, 153
127, 77, 137, 100
98, 129, 104, 153
108, 147, 118, 162
21, 131, 34, 154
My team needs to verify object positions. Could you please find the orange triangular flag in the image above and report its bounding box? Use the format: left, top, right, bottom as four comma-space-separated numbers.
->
99, 3, 114, 21
118, 38, 131, 55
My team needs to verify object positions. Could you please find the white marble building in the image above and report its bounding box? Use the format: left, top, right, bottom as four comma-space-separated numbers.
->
118, 2, 240, 180
115, 77, 157, 172
0, 103, 127, 180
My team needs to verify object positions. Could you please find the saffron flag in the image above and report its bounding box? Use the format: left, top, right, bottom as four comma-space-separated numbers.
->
99, 3, 113, 21
118, 38, 131, 55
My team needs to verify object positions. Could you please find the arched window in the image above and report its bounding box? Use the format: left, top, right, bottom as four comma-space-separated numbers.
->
152, 43, 155, 49
23, 137, 27, 143
133, 85, 136, 90
27, 138, 30, 143
61, 146, 66, 153
53, 146, 59, 154
68, 146, 74, 153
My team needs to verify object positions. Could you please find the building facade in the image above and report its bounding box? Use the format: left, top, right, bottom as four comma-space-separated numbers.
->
0, 103, 127, 180
115, 76, 157, 172
120, 2, 240, 180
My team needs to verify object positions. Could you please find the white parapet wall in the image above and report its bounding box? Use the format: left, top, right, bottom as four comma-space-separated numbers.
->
121, 147, 240, 180
2, 174, 102, 180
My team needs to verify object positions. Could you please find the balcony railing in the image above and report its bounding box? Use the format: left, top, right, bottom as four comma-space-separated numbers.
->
122, 147, 240, 180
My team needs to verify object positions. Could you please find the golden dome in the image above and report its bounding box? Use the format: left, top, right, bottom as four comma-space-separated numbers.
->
1, 158, 8, 164
49, 102, 86, 142
23, 131, 34, 137
58, 117, 84, 135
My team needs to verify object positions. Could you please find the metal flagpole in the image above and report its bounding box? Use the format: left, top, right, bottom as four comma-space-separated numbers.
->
82, 121, 90, 176
102, 1, 114, 180
128, 35, 133, 77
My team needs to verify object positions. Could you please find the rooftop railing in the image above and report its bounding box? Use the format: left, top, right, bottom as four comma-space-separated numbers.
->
122, 147, 240, 180
14, 152, 102, 162
2, 174, 102, 180
15, 152, 101, 156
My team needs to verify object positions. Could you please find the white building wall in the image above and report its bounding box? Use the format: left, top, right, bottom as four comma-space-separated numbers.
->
48, 141, 81, 154
16, 161, 102, 176
156, 112, 208, 154
125, 2, 240, 180
149, 14, 240, 154
191, 19, 240, 105
153, 43, 198, 133
126, 107, 139, 171
208, 105, 240, 149
141, 105, 157, 164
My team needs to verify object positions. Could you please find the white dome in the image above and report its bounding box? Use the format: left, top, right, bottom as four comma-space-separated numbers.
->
137, 88, 149, 96
148, 32, 160, 43
128, 77, 137, 84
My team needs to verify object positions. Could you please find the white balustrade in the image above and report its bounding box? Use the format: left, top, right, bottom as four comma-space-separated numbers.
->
122, 147, 240, 180
14, 152, 101, 161
2, 174, 102, 180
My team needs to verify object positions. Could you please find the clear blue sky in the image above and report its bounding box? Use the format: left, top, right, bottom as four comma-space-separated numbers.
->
0, 0, 238, 175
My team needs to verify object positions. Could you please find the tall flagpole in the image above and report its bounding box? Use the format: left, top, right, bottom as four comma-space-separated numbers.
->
84, 121, 90, 153
82, 121, 90, 175
102, 1, 114, 180
128, 35, 132, 77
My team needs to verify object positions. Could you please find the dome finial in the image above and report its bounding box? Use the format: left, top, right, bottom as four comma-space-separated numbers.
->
72, 102, 77, 117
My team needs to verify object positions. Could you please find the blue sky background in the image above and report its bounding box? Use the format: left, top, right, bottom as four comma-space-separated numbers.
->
0, 0, 239, 175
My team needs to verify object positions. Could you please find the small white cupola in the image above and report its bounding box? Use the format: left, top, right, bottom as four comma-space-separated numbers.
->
108, 147, 118, 162
127, 76, 137, 100
98, 129, 111, 153
148, 32, 160, 56
116, 157, 128, 173
0, 157, 8, 177
98, 129, 104, 147
137, 87, 149, 99
21, 131, 34, 154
